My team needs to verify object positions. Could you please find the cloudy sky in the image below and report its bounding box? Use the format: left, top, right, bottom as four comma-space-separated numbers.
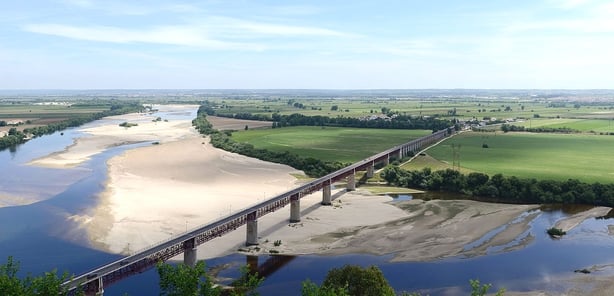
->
1, 0, 612, 89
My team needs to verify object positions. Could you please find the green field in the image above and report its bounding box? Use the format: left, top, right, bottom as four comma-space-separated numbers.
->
210, 97, 614, 123
514, 118, 614, 133
407, 131, 614, 183
230, 126, 431, 163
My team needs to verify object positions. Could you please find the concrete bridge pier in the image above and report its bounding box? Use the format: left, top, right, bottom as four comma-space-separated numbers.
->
384, 155, 390, 166
366, 165, 374, 178
398, 149, 403, 160
93, 278, 104, 296
290, 194, 301, 222
183, 237, 197, 267
322, 184, 332, 205
246, 212, 258, 245
346, 173, 356, 191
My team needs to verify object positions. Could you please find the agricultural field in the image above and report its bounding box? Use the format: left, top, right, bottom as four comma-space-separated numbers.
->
404, 131, 614, 183
513, 118, 614, 133
208, 96, 614, 123
0, 103, 110, 134
230, 126, 431, 163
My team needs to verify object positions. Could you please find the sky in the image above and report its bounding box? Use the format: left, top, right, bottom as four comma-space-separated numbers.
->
1, 0, 613, 89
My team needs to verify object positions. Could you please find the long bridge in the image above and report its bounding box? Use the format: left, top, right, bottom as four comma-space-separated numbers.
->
64, 127, 452, 295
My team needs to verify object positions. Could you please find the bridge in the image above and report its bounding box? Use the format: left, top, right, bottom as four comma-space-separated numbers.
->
64, 127, 452, 295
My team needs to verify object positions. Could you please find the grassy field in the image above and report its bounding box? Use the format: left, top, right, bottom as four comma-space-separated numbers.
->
211, 97, 614, 122
405, 131, 614, 183
513, 118, 614, 133
230, 126, 431, 163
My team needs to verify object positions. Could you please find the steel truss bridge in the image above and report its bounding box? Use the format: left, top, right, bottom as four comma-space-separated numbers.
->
64, 127, 451, 294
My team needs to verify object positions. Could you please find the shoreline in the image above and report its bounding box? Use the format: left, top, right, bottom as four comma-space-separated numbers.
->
16, 104, 614, 295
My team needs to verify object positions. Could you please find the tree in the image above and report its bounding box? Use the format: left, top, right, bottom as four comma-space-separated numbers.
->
330, 105, 339, 111
322, 265, 395, 296
230, 265, 264, 296
469, 279, 505, 296
157, 261, 220, 296
0, 256, 75, 296
7, 128, 17, 136
245, 125, 249, 130
301, 280, 349, 296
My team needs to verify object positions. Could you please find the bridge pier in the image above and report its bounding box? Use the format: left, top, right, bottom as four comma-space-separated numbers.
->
91, 278, 104, 296
322, 184, 332, 205
246, 212, 258, 245
346, 173, 356, 191
183, 237, 197, 267
398, 149, 403, 160
384, 155, 390, 166
290, 194, 301, 222
366, 165, 374, 178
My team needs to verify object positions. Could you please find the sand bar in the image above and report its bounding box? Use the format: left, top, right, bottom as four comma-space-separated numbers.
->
21, 104, 614, 294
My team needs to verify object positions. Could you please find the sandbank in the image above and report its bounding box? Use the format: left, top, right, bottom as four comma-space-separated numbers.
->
22, 105, 614, 294
554, 206, 611, 232
29, 104, 198, 168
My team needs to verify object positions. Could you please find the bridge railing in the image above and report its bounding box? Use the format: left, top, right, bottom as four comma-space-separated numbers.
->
63, 127, 453, 292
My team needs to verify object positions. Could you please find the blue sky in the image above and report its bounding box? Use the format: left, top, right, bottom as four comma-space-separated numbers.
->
1, 0, 612, 89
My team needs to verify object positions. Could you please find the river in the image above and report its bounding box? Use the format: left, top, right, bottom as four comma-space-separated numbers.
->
1, 109, 614, 295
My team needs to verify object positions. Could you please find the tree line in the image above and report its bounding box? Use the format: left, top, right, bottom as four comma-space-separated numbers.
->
1, 256, 503, 296
0, 102, 144, 151
192, 113, 346, 177
381, 166, 614, 207
197, 102, 453, 132
500, 124, 579, 134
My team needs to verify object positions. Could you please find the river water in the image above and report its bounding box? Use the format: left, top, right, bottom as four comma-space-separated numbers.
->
1, 110, 614, 295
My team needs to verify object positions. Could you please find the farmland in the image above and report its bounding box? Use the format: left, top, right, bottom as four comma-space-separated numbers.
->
230, 126, 431, 163
0, 103, 112, 135
405, 131, 614, 183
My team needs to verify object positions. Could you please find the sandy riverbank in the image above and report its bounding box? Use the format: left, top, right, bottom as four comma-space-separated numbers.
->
23, 105, 614, 294
29, 104, 198, 168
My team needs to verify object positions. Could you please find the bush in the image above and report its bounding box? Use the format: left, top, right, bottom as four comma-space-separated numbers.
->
547, 227, 566, 236
322, 265, 395, 296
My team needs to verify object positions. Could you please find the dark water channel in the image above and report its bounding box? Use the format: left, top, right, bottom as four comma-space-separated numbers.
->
2, 112, 614, 295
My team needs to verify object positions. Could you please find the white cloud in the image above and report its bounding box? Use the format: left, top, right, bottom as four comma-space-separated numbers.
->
22, 23, 263, 50
233, 21, 352, 37
59, 0, 202, 16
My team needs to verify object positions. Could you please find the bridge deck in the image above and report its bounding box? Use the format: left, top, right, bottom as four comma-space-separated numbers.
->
64, 128, 451, 292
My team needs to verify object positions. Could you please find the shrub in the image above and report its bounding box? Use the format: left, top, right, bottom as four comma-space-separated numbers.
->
547, 227, 566, 236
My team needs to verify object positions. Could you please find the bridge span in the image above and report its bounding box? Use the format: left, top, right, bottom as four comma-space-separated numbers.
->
65, 128, 452, 294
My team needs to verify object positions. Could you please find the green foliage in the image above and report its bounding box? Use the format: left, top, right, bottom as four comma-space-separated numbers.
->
322, 265, 395, 296
383, 165, 614, 207
0, 101, 143, 152
546, 227, 566, 236
470, 279, 505, 296
157, 261, 221, 296
217, 112, 451, 132
301, 280, 349, 296
0, 256, 76, 296
501, 124, 578, 133
118, 122, 138, 128
230, 265, 264, 296
192, 113, 347, 177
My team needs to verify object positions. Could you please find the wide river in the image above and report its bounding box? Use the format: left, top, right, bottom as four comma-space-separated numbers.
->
1, 109, 614, 295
